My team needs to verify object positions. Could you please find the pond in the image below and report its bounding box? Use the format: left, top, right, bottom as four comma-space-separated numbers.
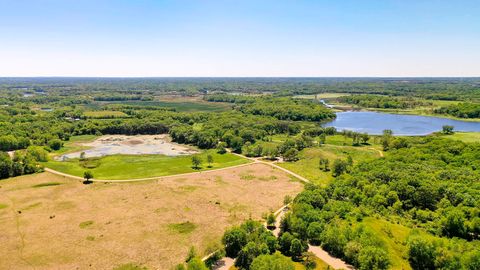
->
323, 111, 480, 135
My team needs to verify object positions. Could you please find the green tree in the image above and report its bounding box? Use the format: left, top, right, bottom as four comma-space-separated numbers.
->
283, 195, 292, 205
408, 237, 436, 270
442, 209, 467, 238
217, 142, 227, 154
235, 241, 267, 270
191, 155, 202, 169
318, 133, 326, 145
186, 257, 208, 270
319, 158, 329, 171
266, 212, 276, 229
442, 125, 454, 134
185, 246, 197, 262
206, 154, 213, 167
0, 152, 12, 179
332, 159, 348, 177
463, 250, 480, 270
283, 148, 299, 162
48, 139, 63, 150
250, 252, 295, 270
83, 171, 94, 183
381, 129, 393, 151
302, 252, 317, 270
222, 227, 248, 257
357, 246, 390, 270
230, 136, 244, 153
289, 238, 305, 261
278, 232, 294, 256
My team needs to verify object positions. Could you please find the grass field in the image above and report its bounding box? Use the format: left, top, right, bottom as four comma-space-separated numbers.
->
52, 135, 98, 155
83, 110, 128, 118
45, 150, 249, 180
360, 218, 412, 270
441, 131, 480, 143
114, 100, 232, 112
0, 163, 303, 270
293, 93, 351, 99
278, 144, 381, 185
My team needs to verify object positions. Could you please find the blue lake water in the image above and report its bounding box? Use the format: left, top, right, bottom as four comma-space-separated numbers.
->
323, 111, 480, 136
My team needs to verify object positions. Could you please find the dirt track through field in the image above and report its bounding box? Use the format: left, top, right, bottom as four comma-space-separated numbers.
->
0, 163, 303, 270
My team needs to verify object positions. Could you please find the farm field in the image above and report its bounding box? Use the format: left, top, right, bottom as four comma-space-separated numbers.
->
0, 163, 303, 270
45, 150, 249, 180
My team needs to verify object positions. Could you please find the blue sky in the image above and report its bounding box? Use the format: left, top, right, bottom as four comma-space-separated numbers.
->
0, 0, 479, 76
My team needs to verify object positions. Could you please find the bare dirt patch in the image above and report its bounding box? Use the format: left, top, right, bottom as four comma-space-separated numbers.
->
0, 163, 303, 270
57, 134, 198, 160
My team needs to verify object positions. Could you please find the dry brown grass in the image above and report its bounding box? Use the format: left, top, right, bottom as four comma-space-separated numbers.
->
0, 163, 302, 270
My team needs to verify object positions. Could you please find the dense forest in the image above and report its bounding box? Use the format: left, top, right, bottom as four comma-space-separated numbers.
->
205, 94, 336, 121
434, 103, 480, 118
218, 137, 480, 270
1, 77, 479, 101
335, 95, 430, 109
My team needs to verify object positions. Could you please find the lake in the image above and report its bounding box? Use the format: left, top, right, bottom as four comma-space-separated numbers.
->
323, 111, 480, 135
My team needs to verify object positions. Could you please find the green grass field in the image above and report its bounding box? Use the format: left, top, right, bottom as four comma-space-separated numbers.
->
441, 132, 480, 143
83, 110, 128, 118
44, 150, 250, 180
293, 93, 351, 99
360, 218, 412, 270
113, 100, 232, 112
278, 144, 381, 185
52, 135, 98, 155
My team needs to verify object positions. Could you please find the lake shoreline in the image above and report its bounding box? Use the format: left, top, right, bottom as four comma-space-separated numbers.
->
323, 111, 480, 136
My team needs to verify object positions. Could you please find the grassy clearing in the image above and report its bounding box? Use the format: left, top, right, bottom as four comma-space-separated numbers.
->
114, 100, 231, 112
113, 263, 148, 270
52, 135, 98, 155
441, 132, 480, 143
278, 145, 381, 185
0, 203, 7, 210
360, 218, 411, 270
44, 150, 250, 180
293, 93, 350, 99
79, 220, 94, 229
32, 182, 61, 188
168, 221, 197, 234
83, 110, 128, 118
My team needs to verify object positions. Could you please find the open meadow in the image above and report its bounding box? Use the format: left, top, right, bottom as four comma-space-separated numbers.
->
0, 163, 303, 270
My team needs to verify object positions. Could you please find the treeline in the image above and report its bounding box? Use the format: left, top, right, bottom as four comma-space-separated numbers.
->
434, 102, 480, 118
336, 94, 430, 109
169, 112, 303, 150
205, 94, 336, 122
3, 77, 480, 101
0, 147, 47, 179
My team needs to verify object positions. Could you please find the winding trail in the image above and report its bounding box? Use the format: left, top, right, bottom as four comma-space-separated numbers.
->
45, 151, 352, 269
369, 147, 384, 157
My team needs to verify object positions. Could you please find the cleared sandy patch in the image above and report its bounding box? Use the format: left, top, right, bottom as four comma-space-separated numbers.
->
57, 134, 197, 160
0, 163, 303, 270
